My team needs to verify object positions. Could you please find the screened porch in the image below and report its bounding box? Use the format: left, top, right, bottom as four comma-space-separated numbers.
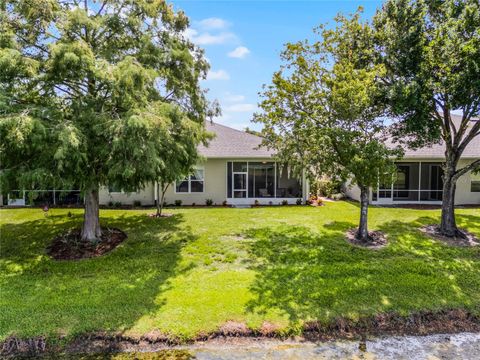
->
372, 162, 444, 204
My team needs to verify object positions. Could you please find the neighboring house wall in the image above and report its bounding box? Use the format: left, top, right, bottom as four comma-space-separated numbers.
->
455, 159, 480, 205
345, 159, 480, 205
99, 184, 155, 206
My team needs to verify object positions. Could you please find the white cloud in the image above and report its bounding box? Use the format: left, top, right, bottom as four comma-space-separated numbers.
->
197, 17, 230, 30
225, 94, 246, 102
228, 46, 250, 59
185, 28, 236, 45
207, 69, 230, 81
224, 103, 256, 112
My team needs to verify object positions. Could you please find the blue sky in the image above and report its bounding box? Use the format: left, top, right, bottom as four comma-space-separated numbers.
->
174, 0, 383, 130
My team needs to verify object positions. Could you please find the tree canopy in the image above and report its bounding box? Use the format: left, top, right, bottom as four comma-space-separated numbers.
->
0, 0, 214, 240
255, 11, 401, 241
374, 0, 480, 237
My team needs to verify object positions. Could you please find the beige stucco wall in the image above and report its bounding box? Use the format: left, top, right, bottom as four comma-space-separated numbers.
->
99, 158, 309, 206
455, 159, 480, 205
344, 159, 480, 205
163, 158, 227, 206
99, 183, 155, 206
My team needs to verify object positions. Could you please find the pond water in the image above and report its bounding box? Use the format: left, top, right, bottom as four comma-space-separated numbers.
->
25, 332, 480, 359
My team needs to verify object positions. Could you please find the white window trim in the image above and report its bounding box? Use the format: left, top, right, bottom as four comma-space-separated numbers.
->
174, 166, 205, 194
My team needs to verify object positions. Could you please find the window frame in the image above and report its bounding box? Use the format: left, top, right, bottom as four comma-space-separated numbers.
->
471, 172, 480, 193
174, 167, 205, 194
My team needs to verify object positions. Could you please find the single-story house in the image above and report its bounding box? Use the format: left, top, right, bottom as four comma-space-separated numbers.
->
99, 121, 309, 206
3, 118, 479, 207
344, 117, 480, 205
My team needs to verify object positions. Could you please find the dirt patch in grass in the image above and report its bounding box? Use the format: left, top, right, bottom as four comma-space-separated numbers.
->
3, 309, 480, 358
421, 225, 479, 247
148, 213, 174, 218
47, 228, 127, 260
346, 229, 387, 249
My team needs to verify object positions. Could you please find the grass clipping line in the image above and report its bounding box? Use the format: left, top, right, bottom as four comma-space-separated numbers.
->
2, 309, 480, 357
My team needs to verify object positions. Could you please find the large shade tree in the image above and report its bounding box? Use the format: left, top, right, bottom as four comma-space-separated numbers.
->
374, 0, 480, 238
0, 0, 212, 240
255, 12, 401, 242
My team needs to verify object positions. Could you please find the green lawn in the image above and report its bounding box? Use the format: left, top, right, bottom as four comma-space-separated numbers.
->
1, 202, 479, 341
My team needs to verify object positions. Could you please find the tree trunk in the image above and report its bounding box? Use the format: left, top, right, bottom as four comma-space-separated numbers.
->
439, 160, 463, 238
356, 185, 370, 241
156, 182, 169, 217
81, 187, 102, 241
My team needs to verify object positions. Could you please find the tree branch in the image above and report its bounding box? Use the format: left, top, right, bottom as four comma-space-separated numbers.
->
453, 158, 480, 181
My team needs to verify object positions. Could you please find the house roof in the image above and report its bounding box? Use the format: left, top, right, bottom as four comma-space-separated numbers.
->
199, 121, 274, 158
200, 115, 479, 160
386, 114, 480, 159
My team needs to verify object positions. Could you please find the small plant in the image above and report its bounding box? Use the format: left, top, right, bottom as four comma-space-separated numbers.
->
222, 200, 228, 207
205, 199, 213, 206
281, 200, 289, 206
254, 199, 260, 206
133, 200, 142, 207
174, 200, 182, 206
296, 198, 302, 205
192, 202, 196, 206
114, 201, 122, 208
108, 201, 114, 207
269, 201, 273, 206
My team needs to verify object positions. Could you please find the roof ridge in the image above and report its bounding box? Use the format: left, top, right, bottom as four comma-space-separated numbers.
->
206, 121, 263, 139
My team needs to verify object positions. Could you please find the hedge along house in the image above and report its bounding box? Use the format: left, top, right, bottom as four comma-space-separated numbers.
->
344, 116, 480, 206
99, 121, 309, 206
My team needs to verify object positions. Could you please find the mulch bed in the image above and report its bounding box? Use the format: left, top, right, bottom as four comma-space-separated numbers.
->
346, 229, 388, 249
421, 225, 479, 247
47, 228, 127, 260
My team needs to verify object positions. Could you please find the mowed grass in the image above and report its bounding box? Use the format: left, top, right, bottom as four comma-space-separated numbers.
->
0, 202, 479, 341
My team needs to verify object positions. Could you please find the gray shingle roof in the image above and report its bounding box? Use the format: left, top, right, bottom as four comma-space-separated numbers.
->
386, 115, 479, 159
200, 116, 479, 160
199, 121, 274, 158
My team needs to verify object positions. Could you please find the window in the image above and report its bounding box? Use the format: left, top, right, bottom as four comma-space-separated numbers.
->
175, 168, 204, 193
108, 185, 122, 193
472, 173, 480, 192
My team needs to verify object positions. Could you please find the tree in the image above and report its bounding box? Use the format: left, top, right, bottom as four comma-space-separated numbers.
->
254, 12, 401, 242
0, 1, 212, 241
374, 0, 480, 238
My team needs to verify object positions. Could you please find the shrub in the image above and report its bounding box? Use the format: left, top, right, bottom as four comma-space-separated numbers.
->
332, 193, 345, 201
205, 199, 213, 206
254, 199, 260, 206
114, 201, 122, 208
296, 198, 302, 205
222, 200, 228, 207
281, 200, 289, 206
133, 200, 142, 207
312, 178, 342, 198
174, 200, 182, 206
108, 201, 114, 207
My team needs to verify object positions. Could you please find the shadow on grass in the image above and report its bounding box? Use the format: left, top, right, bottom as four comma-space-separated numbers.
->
0, 212, 196, 340
244, 214, 480, 326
